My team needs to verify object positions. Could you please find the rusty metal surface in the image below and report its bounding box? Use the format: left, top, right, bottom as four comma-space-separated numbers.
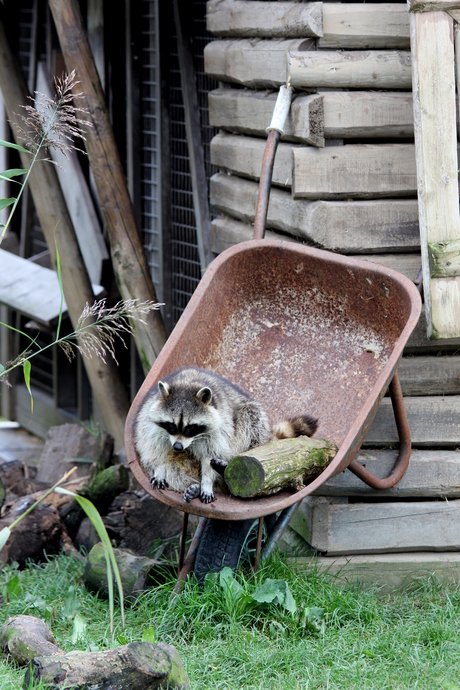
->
125, 240, 422, 521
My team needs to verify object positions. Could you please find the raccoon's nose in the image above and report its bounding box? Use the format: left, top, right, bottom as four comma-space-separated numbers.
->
173, 441, 184, 452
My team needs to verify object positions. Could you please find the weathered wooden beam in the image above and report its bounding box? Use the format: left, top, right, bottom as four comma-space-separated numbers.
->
320, 3, 410, 49
365, 395, 460, 447
208, 90, 325, 146
49, 0, 168, 371
206, 0, 323, 38
397, 355, 460, 395
293, 144, 417, 199
406, 306, 460, 351
0, 5, 130, 449
288, 50, 412, 90
204, 38, 315, 88
410, 9, 460, 338
410, 0, 460, 11
301, 496, 460, 555
210, 173, 420, 252
297, 553, 460, 594
210, 133, 293, 187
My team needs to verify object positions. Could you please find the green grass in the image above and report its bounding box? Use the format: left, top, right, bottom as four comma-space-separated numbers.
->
1, 553, 460, 689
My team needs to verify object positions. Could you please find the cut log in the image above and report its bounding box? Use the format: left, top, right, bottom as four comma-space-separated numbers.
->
0, 615, 63, 665
211, 133, 293, 187
288, 50, 412, 90
209, 89, 414, 142
204, 38, 315, 87
293, 143, 417, 199
206, 0, 323, 38
316, 448, 460, 498
24, 641, 190, 689
208, 89, 325, 146
210, 173, 420, 253
84, 543, 160, 598
224, 437, 338, 498
301, 496, 460, 555
320, 3, 410, 49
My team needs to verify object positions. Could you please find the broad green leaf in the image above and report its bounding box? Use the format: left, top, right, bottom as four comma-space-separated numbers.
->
251, 578, 286, 606
71, 612, 87, 644
219, 567, 244, 600
0, 168, 28, 180
4, 574, 20, 601
142, 628, 156, 644
299, 606, 325, 634
117, 633, 128, 645
0, 526, 11, 550
0, 198, 15, 211
0, 139, 31, 154
283, 582, 297, 614
23, 360, 33, 413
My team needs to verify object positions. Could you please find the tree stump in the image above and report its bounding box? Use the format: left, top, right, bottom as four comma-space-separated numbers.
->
224, 436, 338, 498
24, 641, 190, 689
0, 615, 63, 665
84, 543, 161, 599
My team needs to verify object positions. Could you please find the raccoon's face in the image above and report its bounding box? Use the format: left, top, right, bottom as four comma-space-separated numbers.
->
153, 380, 213, 452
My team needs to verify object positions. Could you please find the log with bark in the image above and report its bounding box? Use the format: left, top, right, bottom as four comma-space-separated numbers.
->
224, 437, 338, 498
24, 641, 190, 689
84, 543, 161, 598
0, 615, 63, 665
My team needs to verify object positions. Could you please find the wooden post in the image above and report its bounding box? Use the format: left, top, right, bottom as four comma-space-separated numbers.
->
48, 0, 168, 372
409, 2, 460, 338
0, 6, 130, 449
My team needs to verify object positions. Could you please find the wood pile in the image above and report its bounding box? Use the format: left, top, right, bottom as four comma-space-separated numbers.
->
205, 0, 460, 586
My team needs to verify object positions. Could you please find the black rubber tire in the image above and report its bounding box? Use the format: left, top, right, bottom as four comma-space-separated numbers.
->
193, 514, 277, 584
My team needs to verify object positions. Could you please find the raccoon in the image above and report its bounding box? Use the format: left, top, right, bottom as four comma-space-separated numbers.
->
134, 367, 318, 504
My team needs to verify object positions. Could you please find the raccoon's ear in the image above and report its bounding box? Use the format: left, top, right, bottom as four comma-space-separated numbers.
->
158, 381, 170, 399
196, 386, 212, 405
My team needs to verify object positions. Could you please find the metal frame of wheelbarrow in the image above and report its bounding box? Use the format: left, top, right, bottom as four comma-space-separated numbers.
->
124, 85, 422, 586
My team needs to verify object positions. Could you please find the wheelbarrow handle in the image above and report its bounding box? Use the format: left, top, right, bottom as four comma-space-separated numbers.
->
348, 371, 411, 490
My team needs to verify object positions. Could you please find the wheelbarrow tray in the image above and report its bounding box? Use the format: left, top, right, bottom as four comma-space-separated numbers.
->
125, 239, 421, 521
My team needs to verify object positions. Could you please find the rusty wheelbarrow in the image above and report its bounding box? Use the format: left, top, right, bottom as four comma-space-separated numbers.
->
124, 86, 422, 585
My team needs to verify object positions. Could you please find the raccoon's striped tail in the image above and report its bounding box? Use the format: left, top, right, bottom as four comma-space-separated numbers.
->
273, 415, 318, 440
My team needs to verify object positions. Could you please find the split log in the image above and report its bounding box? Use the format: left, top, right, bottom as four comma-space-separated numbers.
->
84, 543, 161, 598
0, 7, 131, 450
48, 0, 168, 372
210, 173, 420, 253
320, 3, 410, 49
0, 501, 68, 566
0, 615, 63, 665
24, 641, 190, 689
224, 437, 337, 498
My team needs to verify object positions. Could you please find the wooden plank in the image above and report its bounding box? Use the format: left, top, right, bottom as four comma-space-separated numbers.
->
210, 133, 293, 187
0, 249, 104, 327
406, 305, 460, 351
316, 448, 460, 497
296, 552, 460, 594
410, 0, 460, 11
204, 38, 315, 88
288, 50, 412, 90
320, 3, 410, 49
302, 495, 460, 555
211, 214, 421, 278
209, 89, 415, 141
410, 10, 460, 338
293, 144, 417, 199
174, 0, 213, 271
322, 91, 414, 139
208, 89, 325, 146
210, 172, 420, 252
398, 355, 460, 395
206, 0, 323, 38
365, 395, 460, 447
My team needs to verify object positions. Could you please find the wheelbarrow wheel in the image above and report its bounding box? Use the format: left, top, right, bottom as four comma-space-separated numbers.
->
193, 514, 277, 584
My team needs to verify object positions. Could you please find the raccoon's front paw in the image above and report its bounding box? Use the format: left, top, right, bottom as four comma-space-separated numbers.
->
183, 484, 201, 502
200, 489, 215, 504
210, 457, 228, 478
150, 476, 169, 490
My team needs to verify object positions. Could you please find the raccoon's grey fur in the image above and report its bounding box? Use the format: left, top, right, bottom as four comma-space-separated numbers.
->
135, 367, 318, 504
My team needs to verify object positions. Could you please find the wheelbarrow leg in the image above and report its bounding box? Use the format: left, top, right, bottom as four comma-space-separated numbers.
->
259, 502, 303, 566
173, 516, 207, 596
348, 371, 411, 490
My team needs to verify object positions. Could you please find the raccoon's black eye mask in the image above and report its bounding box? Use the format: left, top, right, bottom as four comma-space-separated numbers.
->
157, 422, 177, 435
156, 421, 207, 437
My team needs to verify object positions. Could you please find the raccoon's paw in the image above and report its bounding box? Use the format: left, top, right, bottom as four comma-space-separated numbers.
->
150, 476, 169, 490
200, 489, 215, 504
183, 484, 201, 502
210, 457, 228, 478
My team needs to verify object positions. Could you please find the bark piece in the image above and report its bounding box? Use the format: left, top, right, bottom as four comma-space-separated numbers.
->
24, 641, 190, 689
84, 543, 161, 598
0, 500, 68, 566
0, 615, 63, 665
36, 424, 113, 485
224, 437, 338, 498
